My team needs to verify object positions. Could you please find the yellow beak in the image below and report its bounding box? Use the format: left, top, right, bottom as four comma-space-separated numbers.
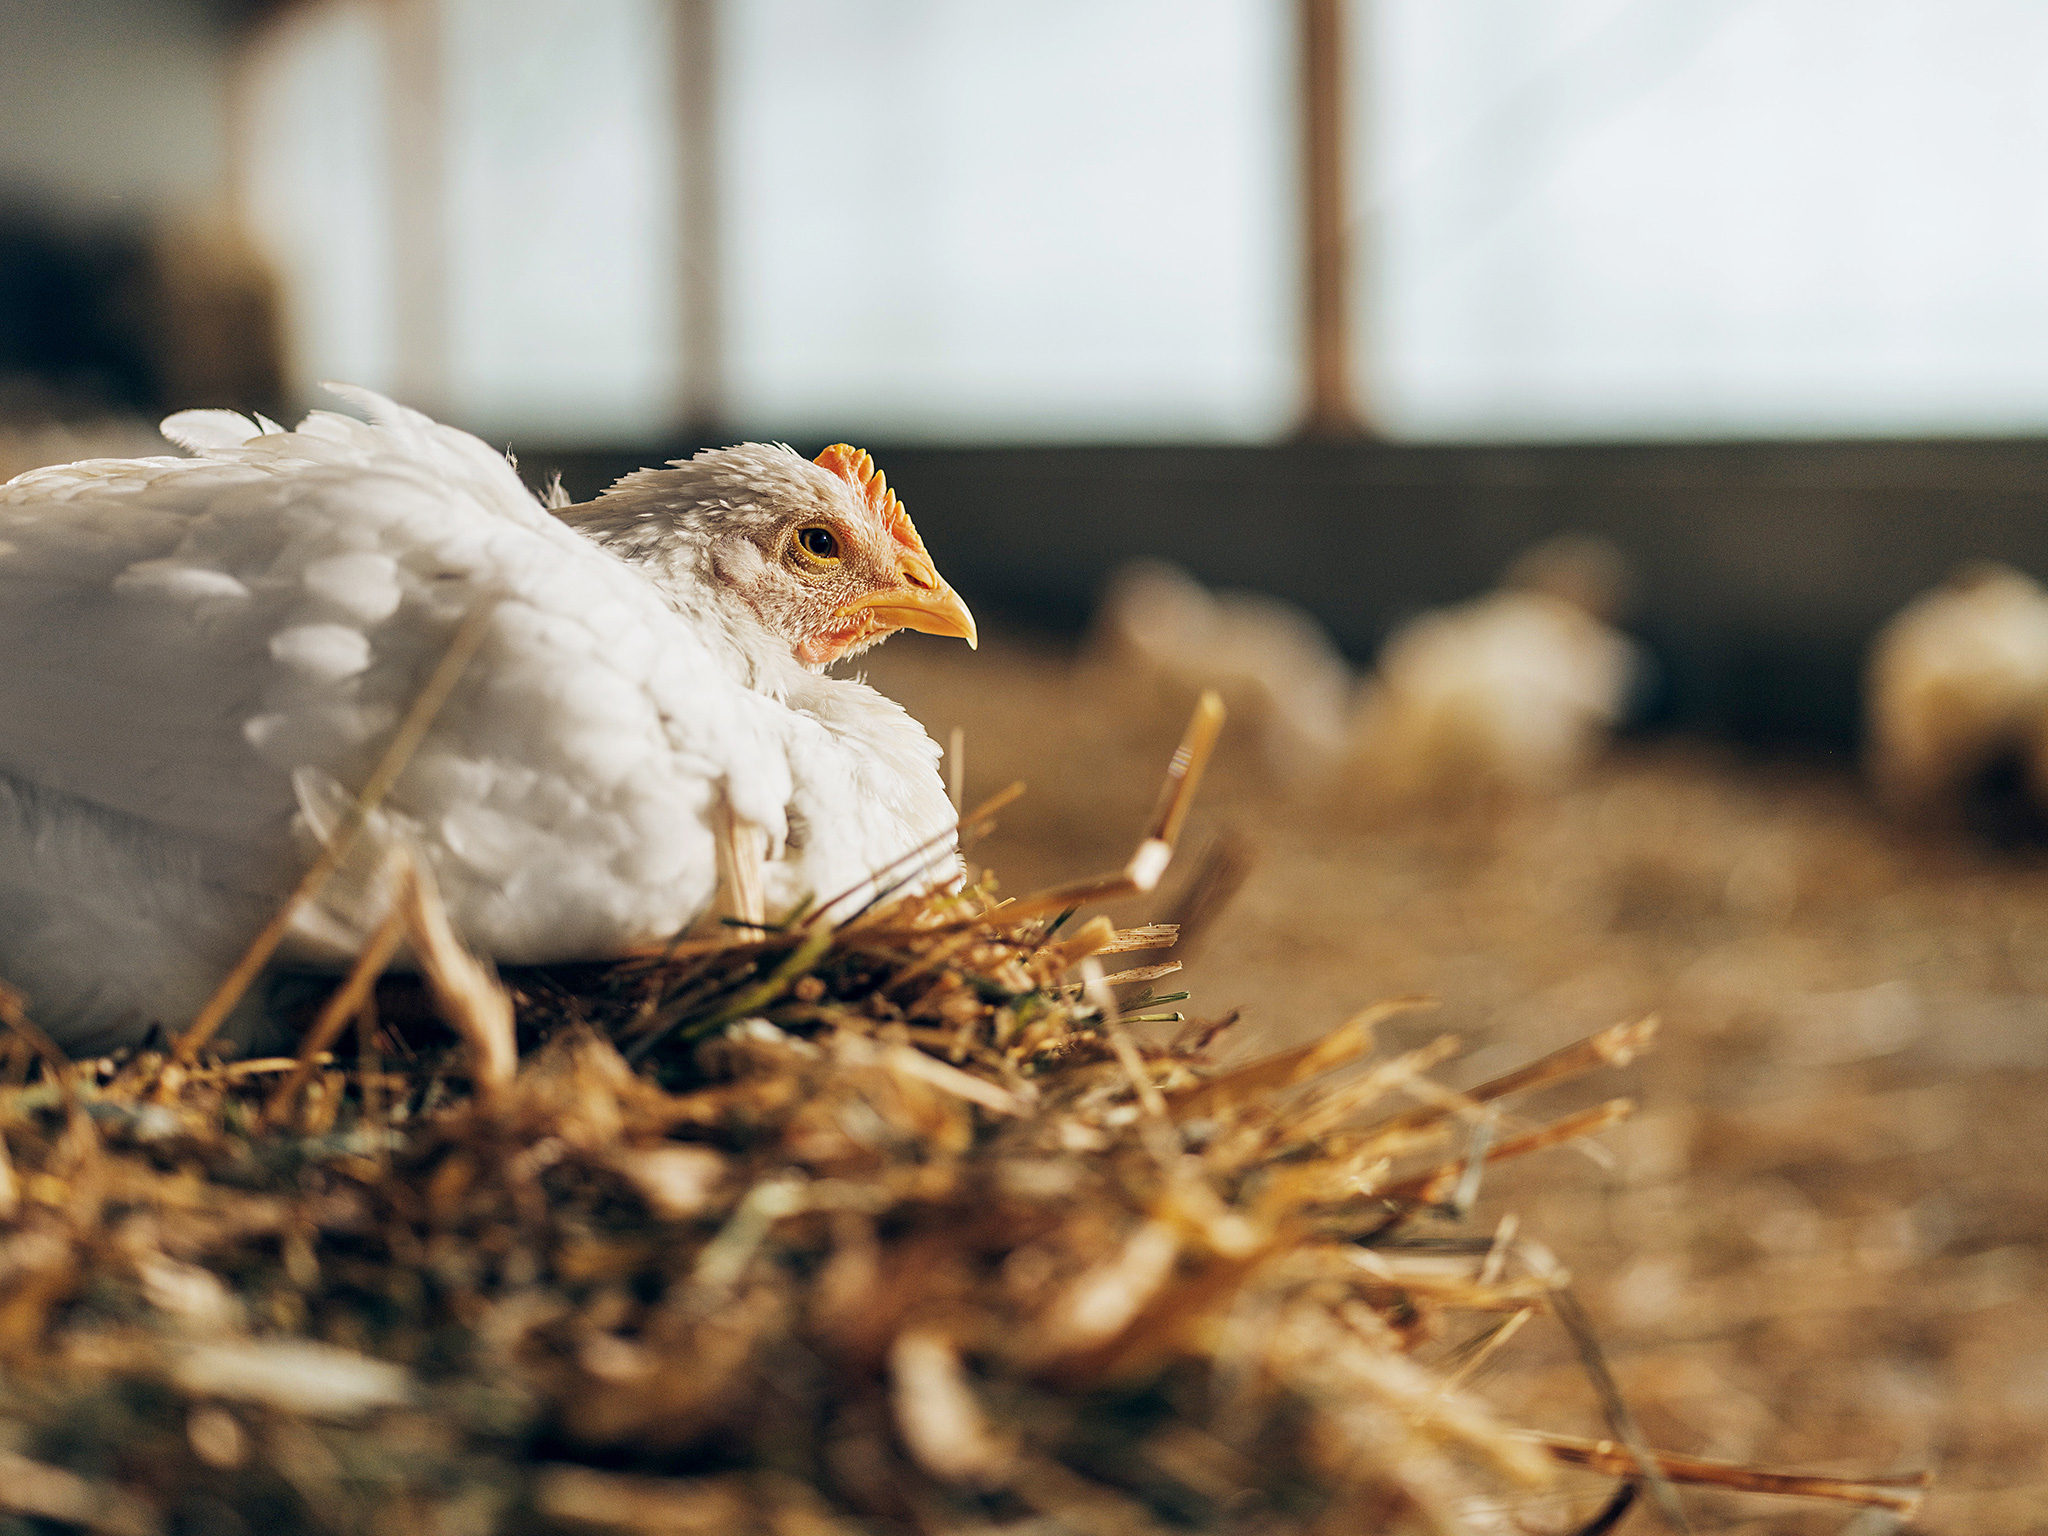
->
838, 554, 978, 649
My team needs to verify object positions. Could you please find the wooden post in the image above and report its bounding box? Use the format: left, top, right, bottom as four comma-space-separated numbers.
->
674, 0, 722, 438
1298, 0, 1367, 439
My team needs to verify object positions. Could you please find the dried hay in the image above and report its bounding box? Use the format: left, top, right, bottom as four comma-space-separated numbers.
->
0, 703, 1927, 1535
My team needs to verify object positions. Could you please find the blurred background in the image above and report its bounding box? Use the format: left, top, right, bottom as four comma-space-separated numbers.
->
11, 2, 2048, 1527
16, 0, 2048, 744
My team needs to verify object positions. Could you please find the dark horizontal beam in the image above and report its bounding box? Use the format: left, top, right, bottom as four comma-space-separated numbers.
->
529, 436, 2048, 751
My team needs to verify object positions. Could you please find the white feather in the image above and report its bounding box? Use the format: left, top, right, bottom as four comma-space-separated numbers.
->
159, 409, 265, 455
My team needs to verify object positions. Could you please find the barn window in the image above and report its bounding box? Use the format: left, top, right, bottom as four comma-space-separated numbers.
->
235, 1, 2048, 444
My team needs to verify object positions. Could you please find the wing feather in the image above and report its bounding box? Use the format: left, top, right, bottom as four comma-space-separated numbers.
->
159, 409, 264, 454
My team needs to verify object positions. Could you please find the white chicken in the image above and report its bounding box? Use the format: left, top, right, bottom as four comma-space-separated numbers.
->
1865, 562, 2048, 815
0, 387, 977, 1054
1086, 559, 1353, 788
1349, 537, 1639, 801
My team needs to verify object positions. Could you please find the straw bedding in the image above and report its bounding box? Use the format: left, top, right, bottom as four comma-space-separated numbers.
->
0, 680, 1933, 1535
868, 633, 2048, 1533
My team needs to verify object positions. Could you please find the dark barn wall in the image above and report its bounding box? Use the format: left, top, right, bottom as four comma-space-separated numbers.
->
534, 437, 2048, 751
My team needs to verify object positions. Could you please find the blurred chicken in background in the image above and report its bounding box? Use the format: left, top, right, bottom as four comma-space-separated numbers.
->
1865, 563, 2048, 822
1086, 559, 1354, 789
1087, 536, 1640, 805
1347, 536, 1641, 803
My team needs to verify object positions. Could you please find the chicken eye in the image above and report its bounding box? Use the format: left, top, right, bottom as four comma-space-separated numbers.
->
794, 525, 841, 562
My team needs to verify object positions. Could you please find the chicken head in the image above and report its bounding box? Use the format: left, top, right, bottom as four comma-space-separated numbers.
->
560, 441, 976, 670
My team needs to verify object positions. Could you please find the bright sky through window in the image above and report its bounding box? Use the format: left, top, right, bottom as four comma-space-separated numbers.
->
237, 0, 1295, 445
240, 2, 396, 399
238, 0, 2048, 444
720, 0, 1298, 442
442, 0, 679, 439
1363, 0, 2048, 439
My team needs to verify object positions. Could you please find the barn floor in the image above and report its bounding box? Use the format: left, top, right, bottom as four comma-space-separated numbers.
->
866, 631, 2048, 1534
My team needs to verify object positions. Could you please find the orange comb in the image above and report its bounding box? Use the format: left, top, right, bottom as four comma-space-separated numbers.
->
815, 443, 928, 557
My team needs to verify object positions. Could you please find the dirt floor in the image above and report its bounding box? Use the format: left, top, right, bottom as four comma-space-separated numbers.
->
865, 630, 2048, 1535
